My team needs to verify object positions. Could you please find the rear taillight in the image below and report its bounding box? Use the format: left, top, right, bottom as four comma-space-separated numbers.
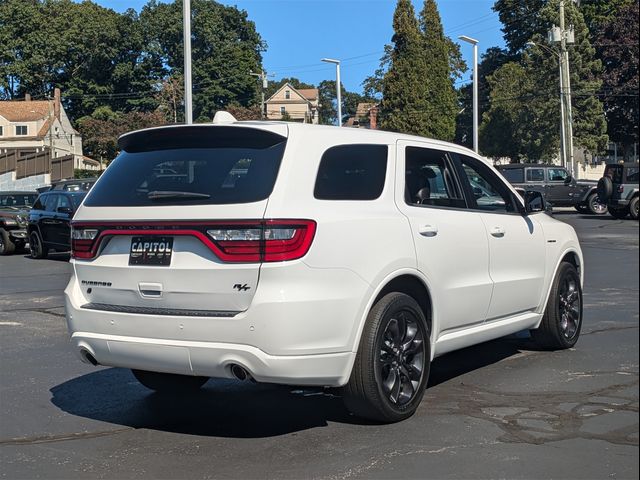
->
71, 227, 99, 259
618, 185, 624, 193
70, 220, 316, 263
207, 220, 316, 262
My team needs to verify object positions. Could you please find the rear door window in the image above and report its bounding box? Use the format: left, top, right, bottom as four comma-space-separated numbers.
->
404, 147, 465, 208
626, 167, 639, 183
314, 144, 388, 200
526, 168, 545, 182
84, 127, 287, 207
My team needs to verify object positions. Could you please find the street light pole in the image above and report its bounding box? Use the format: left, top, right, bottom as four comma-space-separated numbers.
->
321, 58, 342, 127
459, 35, 479, 153
183, 0, 193, 124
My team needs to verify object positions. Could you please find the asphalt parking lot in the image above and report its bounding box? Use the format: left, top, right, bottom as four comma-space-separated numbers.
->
1, 212, 638, 479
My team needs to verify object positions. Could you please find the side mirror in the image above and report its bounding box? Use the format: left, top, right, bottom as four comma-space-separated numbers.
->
524, 190, 547, 214
56, 206, 73, 215
564, 175, 573, 185
472, 186, 484, 198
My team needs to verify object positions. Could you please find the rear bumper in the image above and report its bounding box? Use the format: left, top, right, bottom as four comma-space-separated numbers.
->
65, 261, 371, 387
70, 332, 354, 386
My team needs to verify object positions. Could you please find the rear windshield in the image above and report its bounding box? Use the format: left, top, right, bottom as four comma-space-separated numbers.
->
499, 168, 524, 183
84, 128, 287, 207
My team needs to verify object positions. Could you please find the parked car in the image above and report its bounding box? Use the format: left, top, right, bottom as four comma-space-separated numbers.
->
0, 191, 37, 255
497, 164, 606, 215
597, 162, 639, 220
28, 190, 86, 258
65, 119, 584, 423
36, 177, 98, 194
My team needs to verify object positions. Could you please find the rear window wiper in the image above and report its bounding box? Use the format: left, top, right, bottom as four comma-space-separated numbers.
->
147, 190, 211, 200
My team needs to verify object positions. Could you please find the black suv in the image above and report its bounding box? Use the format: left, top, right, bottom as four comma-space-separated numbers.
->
497, 164, 605, 214
0, 191, 37, 255
597, 162, 639, 220
28, 190, 86, 258
36, 177, 98, 194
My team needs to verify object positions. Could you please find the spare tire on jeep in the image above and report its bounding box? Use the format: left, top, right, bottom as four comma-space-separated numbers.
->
597, 176, 613, 201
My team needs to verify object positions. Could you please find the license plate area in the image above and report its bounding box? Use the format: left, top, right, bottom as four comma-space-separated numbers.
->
129, 236, 173, 266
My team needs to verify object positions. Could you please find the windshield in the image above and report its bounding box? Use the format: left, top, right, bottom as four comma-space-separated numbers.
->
0, 193, 37, 208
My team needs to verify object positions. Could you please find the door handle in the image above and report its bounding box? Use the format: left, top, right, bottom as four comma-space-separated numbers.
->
419, 225, 438, 237
490, 226, 506, 238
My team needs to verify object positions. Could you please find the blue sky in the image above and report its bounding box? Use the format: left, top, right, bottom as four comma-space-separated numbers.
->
94, 0, 505, 93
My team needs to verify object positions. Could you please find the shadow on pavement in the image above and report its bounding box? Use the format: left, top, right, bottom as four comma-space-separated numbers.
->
50, 336, 534, 437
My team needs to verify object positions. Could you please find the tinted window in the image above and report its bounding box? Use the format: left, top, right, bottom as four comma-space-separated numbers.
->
32, 195, 45, 211
314, 144, 388, 200
0, 193, 37, 207
500, 168, 524, 183
84, 131, 286, 207
626, 167, 639, 183
70, 193, 86, 208
57, 195, 72, 210
526, 168, 545, 182
44, 194, 58, 212
458, 155, 518, 213
405, 147, 465, 208
548, 168, 568, 182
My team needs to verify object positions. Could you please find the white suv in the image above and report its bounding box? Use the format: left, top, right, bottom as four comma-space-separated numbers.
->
65, 117, 583, 422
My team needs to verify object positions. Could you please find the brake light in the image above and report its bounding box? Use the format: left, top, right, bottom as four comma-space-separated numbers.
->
71, 227, 99, 259
618, 185, 624, 193
70, 220, 316, 263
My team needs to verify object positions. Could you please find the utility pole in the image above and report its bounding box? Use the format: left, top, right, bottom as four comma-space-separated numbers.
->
459, 35, 479, 153
183, 0, 193, 124
549, 1, 576, 175
250, 70, 269, 119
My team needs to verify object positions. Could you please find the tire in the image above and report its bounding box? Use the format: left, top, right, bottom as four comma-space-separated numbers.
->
586, 192, 608, 215
29, 231, 48, 259
132, 369, 208, 393
341, 293, 430, 423
609, 207, 629, 219
630, 196, 639, 220
531, 262, 582, 350
0, 229, 16, 255
597, 176, 613, 201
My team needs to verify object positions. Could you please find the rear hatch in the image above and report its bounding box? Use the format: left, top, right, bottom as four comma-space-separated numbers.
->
71, 124, 300, 315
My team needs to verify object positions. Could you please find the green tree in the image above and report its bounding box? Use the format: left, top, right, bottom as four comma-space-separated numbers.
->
419, 0, 459, 141
78, 106, 166, 162
493, 0, 545, 54
483, 0, 607, 160
595, 1, 639, 158
141, 0, 265, 122
379, 0, 430, 135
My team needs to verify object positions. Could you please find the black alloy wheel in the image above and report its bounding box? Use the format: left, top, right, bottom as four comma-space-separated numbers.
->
342, 292, 430, 423
378, 311, 425, 406
29, 231, 48, 259
558, 272, 582, 342
532, 262, 582, 350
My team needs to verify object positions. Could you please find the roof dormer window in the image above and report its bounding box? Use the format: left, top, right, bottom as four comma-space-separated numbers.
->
15, 125, 28, 136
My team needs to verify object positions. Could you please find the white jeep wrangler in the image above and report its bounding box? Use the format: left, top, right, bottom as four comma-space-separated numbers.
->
65, 116, 583, 422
